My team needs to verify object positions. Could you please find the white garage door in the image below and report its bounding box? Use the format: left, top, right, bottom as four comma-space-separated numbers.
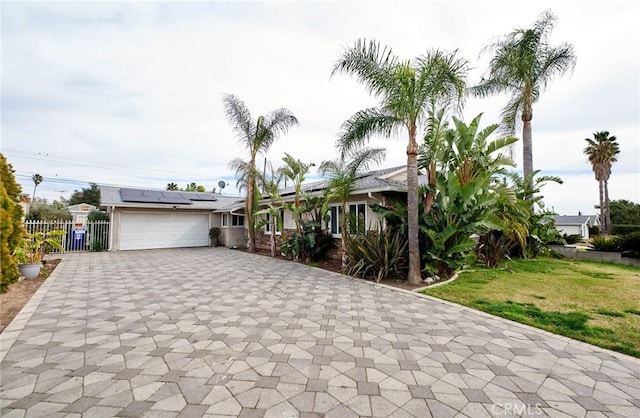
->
120, 212, 210, 250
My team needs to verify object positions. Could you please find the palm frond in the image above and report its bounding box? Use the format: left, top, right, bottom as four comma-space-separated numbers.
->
337, 108, 401, 158
222, 94, 255, 149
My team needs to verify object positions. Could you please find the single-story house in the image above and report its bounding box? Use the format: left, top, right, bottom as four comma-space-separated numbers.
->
554, 215, 600, 240
99, 186, 244, 250
100, 165, 420, 252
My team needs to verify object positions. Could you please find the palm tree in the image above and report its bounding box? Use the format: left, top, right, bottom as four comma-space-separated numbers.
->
319, 147, 386, 271
472, 10, 576, 183
584, 131, 620, 234
32, 174, 43, 200
224, 94, 298, 252
166, 182, 179, 191
279, 153, 314, 236
332, 40, 468, 285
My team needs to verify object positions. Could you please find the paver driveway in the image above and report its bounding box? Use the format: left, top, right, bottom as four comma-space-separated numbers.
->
1, 248, 639, 418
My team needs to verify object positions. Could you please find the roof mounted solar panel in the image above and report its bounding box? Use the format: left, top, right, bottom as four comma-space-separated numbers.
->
188, 193, 218, 201
120, 188, 191, 205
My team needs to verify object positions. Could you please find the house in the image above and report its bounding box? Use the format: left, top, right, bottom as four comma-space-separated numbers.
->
554, 215, 600, 240
67, 203, 98, 226
99, 186, 244, 250
99, 165, 419, 252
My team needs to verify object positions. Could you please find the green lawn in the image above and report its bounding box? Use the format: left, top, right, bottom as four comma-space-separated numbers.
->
421, 258, 640, 357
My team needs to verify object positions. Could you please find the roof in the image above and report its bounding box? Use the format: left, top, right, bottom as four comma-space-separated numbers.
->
554, 215, 593, 226
99, 185, 244, 211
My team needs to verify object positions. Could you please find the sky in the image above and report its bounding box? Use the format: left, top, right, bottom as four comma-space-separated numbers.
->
2, 0, 638, 216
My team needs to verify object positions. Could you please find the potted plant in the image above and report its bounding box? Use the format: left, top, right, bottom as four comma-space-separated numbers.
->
14, 230, 65, 279
209, 227, 221, 247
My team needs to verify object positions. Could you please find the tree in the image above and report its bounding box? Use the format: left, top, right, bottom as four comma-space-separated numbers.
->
332, 40, 468, 285
183, 183, 206, 192
610, 200, 640, 226
32, 173, 43, 200
26, 197, 72, 221
255, 163, 285, 257
1, 154, 24, 292
279, 153, 314, 236
472, 10, 576, 183
224, 94, 298, 252
68, 183, 100, 207
319, 147, 386, 271
166, 182, 179, 191
584, 131, 620, 234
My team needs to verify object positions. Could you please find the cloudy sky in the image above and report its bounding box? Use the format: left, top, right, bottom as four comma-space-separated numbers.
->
2, 0, 638, 215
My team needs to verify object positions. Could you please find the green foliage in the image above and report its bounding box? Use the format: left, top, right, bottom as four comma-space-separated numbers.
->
588, 225, 600, 237
617, 232, 640, 258
68, 183, 101, 207
476, 231, 513, 267
564, 234, 583, 245
13, 230, 65, 264
344, 222, 408, 282
26, 198, 72, 221
90, 240, 104, 252
1, 154, 24, 292
209, 227, 221, 246
610, 200, 640, 226
590, 237, 619, 252
280, 220, 335, 262
612, 224, 640, 235
87, 210, 109, 222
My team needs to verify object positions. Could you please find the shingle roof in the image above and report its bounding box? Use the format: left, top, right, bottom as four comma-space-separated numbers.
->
99, 185, 243, 211
554, 215, 592, 226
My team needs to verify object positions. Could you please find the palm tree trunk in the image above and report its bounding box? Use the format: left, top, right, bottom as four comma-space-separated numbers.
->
341, 201, 347, 273
604, 180, 612, 235
598, 179, 605, 235
407, 126, 422, 285
522, 113, 533, 186
246, 170, 256, 252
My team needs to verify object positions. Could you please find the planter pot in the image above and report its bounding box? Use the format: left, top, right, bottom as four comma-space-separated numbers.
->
18, 263, 41, 279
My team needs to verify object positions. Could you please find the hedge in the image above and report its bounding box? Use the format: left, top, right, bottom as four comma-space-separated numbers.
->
612, 225, 640, 235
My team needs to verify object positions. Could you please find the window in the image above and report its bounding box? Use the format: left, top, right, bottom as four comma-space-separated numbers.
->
348, 203, 366, 234
264, 209, 284, 234
231, 214, 244, 227
221, 214, 228, 227
328, 206, 342, 236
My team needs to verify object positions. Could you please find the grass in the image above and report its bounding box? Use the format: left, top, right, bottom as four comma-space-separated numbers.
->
422, 258, 640, 357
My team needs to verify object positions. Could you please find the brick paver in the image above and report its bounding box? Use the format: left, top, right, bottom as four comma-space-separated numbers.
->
1, 248, 639, 417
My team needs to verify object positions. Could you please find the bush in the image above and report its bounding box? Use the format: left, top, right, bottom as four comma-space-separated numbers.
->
590, 237, 619, 252
344, 222, 408, 282
209, 227, 221, 246
612, 225, 640, 235
90, 240, 104, 252
281, 220, 334, 262
88, 210, 109, 221
563, 234, 583, 245
617, 232, 640, 258
476, 232, 513, 267
588, 225, 600, 237
1, 154, 24, 293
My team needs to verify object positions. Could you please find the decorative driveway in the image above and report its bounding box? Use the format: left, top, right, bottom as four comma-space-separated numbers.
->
1, 248, 639, 418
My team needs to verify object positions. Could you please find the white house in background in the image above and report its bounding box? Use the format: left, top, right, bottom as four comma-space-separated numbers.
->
554, 215, 600, 240
99, 186, 244, 251
67, 203, 98, 225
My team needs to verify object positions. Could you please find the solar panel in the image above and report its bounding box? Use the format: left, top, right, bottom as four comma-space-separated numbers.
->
120, 188, 192, 205
188, 193, 218, 201
158, 197, 193, 204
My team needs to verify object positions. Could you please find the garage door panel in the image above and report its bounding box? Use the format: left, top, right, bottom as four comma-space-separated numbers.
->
120, 212, 210, 250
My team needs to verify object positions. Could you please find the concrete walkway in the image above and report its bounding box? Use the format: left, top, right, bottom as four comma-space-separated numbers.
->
1, 248, 638, 417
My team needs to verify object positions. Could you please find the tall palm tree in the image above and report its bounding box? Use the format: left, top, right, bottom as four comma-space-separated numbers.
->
224, 94, 298, 252
32, 173, 43, 200
279, 153, 314, 236
166, 182, 179, 191
472, 10, 576, 183
332, 40, 468, 285
584, 131, 620, 234
319, 147, 386, 271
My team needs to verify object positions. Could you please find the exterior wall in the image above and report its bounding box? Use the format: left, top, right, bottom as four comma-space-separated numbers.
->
108, 207, 213, 251
217, 213, 246, 247
557, 224, 588, 239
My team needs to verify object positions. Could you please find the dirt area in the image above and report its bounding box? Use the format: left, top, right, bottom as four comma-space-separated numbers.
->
0, 259, 61, 334
240, 248, 423, 292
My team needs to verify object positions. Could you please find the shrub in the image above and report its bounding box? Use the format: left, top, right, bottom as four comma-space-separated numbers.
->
344, 223, 408, 282
588, 225, 600, 237
1, 154, 24, 293
88, 210, 109, 221
209, 227, 221, 246
563, 234, 583, 245
281, 220, 334, 262
590, 236, 618, 252
90, 240, 104, 252
617, 232, 640, 258
612, 224, 640, 235
476, 231, 513, 267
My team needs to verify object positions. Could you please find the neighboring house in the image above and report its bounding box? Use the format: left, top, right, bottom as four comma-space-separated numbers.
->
67, 203, 98, 225
18, 194, 31, 219
99, 186, 243, 250
554, 215, 600, 240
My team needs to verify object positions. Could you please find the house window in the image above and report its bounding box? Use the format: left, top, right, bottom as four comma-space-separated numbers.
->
222, 214, 228, 227
348, 203, 366, 233
264, 210, 284, 235
329, 206, 342, 236
231, 214, 245, 227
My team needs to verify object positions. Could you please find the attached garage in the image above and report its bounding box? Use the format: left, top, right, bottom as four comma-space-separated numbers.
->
119, 212, 210, 250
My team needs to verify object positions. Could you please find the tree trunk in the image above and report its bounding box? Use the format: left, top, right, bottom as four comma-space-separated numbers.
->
246, 166, 256, 252
407, 125, 422, 285
521, 111, 533, 188
604, 179, 612, 235
598, 178, 605, 235
270, 217, 276, 257
341, 202, 347, 273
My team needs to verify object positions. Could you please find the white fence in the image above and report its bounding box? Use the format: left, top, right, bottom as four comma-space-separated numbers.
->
24, 220, 110, 252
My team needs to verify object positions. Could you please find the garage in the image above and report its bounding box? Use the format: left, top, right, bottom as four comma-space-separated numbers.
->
119, 212, 210, 250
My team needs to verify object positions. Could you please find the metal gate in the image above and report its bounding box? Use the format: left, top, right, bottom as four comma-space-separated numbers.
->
23, 220, 110, 252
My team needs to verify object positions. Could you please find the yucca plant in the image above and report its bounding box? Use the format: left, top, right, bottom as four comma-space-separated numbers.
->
344, 221, 408, 282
